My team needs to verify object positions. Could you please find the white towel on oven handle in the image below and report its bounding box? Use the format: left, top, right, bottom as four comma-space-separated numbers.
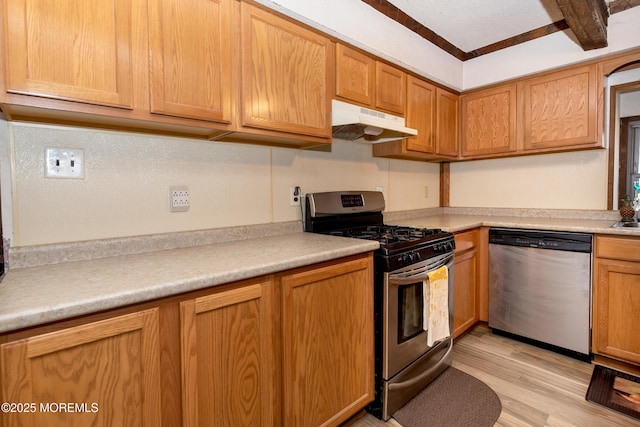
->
423, 265, 450, 346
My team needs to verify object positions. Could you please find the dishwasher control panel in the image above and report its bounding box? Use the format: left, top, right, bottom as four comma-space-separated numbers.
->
489, 228, 592, 253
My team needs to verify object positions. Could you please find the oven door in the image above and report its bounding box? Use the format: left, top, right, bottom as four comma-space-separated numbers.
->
382, 252, 454, 380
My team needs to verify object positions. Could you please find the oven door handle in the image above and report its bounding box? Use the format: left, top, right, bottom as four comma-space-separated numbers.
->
387, 254, 454, 287
387, 341, 453, 392
388, 275, 430, 286
388, 257, 454, 286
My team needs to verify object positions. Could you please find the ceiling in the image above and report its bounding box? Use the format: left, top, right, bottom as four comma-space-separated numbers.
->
388, 0, 565, 52
361, 0, 639, 60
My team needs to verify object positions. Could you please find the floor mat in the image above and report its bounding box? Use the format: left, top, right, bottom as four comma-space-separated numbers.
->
586, 364, 640, 422
392, 366, 501, 427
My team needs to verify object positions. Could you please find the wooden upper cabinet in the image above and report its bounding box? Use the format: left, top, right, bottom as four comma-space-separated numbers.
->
523, 64, 598, 150
240, 3, 332, 138
335, 44, 375, 107
372, 79, 459, 161
148, 0, 233, 123
436, 88, 460, 157
334, 43, 405, 116
405, 76, 436, 153
461, 84, 518, 157
3, 0, 134, 108
376, 62, 406, 115
1, 309, 162, 426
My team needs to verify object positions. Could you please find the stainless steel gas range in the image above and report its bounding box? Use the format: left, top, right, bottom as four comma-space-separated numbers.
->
304, 191, 456, 420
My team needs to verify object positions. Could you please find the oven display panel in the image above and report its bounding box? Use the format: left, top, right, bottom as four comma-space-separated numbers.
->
340, 194, 364, 208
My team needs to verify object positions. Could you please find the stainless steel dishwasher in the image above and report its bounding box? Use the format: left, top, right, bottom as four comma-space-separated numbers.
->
488, 228, 592, 360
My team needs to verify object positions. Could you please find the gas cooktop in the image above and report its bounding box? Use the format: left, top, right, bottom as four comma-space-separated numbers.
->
305, 191, 455, 271
326, 224, 448, 251
305, 191, 454, 254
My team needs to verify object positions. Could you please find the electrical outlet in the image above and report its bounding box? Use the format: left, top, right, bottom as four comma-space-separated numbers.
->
45, 147, 84, 179
169, 186, 190, 212
290, 186, 301, 207
424, 186, 429, 198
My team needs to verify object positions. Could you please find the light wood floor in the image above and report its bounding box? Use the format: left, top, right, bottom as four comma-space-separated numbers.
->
350, 325, 640, 427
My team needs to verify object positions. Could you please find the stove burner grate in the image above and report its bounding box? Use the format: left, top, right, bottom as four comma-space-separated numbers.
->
328, 225, 444, 246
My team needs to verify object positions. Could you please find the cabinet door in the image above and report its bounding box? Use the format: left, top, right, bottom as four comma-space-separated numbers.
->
523, 65, 598, 150
180, 279, 277, 427
240, 4, 332, 138
436, 88, 460, 157
0, 309, 161, 427
405, 76, 436, 153
375, 62, 405, 115
148, 0, 233, 123
4, 0, 133, 108
335, 43, 375, 107
453, 231, 479, 339
593, 259, 640, 365
461, 84, 517, 157
453, 250, 478, 339
281, 256, 374, 427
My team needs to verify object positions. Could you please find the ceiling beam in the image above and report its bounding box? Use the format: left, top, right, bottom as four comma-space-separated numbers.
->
359, 0, 466, 61
555, 0, 609, 50
464, 21, 570, 60
609, 0, 640, 14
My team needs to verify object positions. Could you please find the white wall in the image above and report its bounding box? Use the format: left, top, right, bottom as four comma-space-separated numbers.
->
450, 150, 608, 209
6, 122, 440, 246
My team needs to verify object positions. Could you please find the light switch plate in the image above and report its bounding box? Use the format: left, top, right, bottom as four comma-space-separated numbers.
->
45, 147, 84, 179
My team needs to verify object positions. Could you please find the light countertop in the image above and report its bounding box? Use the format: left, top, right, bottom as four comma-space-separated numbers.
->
386, 214, 633, 235
0, 232, 378, 334
1, 211, 637, 335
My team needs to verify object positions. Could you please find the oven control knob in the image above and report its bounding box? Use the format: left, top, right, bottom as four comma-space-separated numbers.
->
400, 252, 419, 264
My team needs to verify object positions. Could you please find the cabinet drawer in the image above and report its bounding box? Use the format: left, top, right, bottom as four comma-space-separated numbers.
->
454, 230, 478, 254
596, 235, 640, 262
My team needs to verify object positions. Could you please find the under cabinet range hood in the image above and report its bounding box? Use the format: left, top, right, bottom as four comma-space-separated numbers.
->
331, 99, 418, 143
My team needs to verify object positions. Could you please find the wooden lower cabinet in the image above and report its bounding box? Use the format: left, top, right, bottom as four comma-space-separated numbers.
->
0, 309, 162, 427
0, 253, 374, 427
452, 230, 480, 339
180, 279, 278, 427
593, 235, 640, 365
280, 255, 374, 427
